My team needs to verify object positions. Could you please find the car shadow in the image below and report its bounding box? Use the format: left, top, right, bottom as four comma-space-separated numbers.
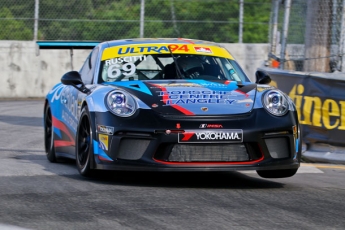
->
84, 170, 284, 189
14, 153, 285, 189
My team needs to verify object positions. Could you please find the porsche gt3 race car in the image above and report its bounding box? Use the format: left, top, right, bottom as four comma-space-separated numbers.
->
43, 38, 301, 178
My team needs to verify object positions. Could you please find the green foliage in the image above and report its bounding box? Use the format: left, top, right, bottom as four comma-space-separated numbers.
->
0, 7, 32, 40
243, 2, 271, 43
0, 0, 271, 43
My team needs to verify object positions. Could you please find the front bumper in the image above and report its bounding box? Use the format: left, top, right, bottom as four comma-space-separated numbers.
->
92, 108, 301, 172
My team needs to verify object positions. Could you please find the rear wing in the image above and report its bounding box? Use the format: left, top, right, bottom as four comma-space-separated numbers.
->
36, 41, 100, 50
36, 41, 100, 70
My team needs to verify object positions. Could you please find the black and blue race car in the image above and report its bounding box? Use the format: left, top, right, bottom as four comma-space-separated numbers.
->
43, 38, 301, 178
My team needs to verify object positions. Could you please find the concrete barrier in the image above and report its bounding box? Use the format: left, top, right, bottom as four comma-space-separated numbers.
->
0, 41, 91, 98
0, 41, 269, 98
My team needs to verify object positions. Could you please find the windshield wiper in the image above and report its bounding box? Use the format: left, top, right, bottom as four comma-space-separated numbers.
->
168, 45, 183, 79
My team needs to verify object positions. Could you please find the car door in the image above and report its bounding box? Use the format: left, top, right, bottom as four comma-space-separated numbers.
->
58, 47, 99, 155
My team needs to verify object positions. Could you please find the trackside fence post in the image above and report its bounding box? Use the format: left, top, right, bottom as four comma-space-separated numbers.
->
279, 0, 291, 70
34, 0, 39, 41
340, 0, 345, 71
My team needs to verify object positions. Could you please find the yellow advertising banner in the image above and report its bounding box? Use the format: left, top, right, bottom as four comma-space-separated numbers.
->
102, 44, 234, 60
265, 68, 345, 146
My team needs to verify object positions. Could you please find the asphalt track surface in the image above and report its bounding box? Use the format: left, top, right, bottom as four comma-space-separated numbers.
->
0, 100, 345, 230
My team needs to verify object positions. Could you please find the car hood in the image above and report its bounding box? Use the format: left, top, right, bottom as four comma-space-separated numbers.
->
105, 80, 257, 116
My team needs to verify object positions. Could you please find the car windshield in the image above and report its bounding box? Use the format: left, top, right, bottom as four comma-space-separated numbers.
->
99, 47, 250, 83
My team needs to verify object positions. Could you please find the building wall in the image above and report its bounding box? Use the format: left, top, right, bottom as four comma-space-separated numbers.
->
0, 41, 269, 98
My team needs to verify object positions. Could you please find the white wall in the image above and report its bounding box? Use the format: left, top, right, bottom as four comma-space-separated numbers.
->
0, 41, 269, 98
221, 43, 269, 80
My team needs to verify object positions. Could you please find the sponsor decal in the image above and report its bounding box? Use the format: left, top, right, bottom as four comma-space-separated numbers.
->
52, 86, 79, 132
289, 83, 345, 130
101, 44, 234, 60
48, 84, 65, 103
176, 123, 181, 129
199, 124, 223, 128
117, 44, 189, 54
105, 55, 146, 66
165, 98, 235, 105
99, 134, 109, 151
201, 107, 208, 112
97, 125, 114, 135
194, 46, 212, 53
178, 129, 243, 143
151, 83, 202, 88
62, 110, 78, 131
150, 83, 194, 115
157, 90, 237, 105
150, 81, 241, 91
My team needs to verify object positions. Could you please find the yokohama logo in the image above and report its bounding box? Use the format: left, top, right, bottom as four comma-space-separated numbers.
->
195, 132, 240, 140
178, 129, 243, 143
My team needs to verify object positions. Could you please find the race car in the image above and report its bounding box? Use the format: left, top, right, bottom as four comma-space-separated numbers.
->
43, 38, 301, 178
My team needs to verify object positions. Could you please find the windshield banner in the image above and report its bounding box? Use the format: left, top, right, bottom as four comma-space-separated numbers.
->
102, 44, 233, 60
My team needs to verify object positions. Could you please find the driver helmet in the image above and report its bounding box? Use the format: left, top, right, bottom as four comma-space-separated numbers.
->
177, 56, 204, 73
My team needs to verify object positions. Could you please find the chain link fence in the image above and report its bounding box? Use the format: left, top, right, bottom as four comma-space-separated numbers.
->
268, 0, 345, 73
0, 0, 271, 43
4, 0, 344, 73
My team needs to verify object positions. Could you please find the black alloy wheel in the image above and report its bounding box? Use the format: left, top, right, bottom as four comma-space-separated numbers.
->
76, 107, 94, 177
44, 105, 57, 162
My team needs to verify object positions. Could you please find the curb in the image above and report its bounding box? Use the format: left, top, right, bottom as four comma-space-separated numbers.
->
302, 143, 345, 164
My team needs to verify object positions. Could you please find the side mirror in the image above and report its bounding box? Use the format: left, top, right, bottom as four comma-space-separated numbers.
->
61, 71, 83, 85
61, 71, 90, 94
255, 70, 271, 84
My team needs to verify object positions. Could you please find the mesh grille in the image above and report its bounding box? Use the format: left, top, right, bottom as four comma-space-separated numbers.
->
168, 144, 249, 162
117, 139, 150, 160
265, 138, 290, 159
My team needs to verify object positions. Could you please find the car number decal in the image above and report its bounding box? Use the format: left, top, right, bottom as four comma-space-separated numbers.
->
107, 63, 136, 79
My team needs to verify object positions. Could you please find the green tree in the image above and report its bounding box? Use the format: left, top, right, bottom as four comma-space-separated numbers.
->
242, 1, 271, 43
38, 0, 93, 40
0, 0, 272, 43
0, 7, 32, 40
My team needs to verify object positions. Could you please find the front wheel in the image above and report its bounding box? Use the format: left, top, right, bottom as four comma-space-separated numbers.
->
76, 107, 94, 177
44, 105, 57, 162
256, 168, 298, 178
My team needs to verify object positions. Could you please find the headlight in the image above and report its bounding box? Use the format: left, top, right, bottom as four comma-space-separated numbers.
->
262, 90, 289, 116
106, 90, 137, 117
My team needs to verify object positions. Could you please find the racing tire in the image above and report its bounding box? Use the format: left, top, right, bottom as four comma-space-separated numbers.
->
256, 168, 298, 178
76, 107, 94, 177
44, 105, 57, 162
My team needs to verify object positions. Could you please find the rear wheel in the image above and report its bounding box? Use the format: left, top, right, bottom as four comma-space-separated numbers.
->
76, 107, 94, 177
256, 168, 298, 178
44, 105, 57, 162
